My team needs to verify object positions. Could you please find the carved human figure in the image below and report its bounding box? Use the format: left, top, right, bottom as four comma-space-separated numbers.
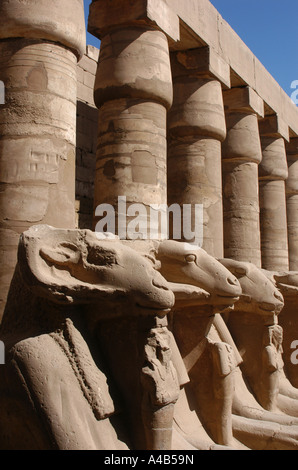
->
0, 225, 177, 450
141, 325, 180, 450
260, 325, 284, 411
207, 340, 239, 445
266, 271, 298, 417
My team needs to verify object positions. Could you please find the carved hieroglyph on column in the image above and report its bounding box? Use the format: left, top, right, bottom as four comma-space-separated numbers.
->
0, 0, 86, 320
285, 138, 298, 271
258, 115, 289, 271
222, 87, 264, 267
167, 48, 228, 258
88, 0, 179, 239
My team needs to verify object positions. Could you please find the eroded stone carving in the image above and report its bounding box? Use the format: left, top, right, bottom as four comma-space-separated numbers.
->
141, 324, 180, 450
218, 259, 298, 450
0, 225, 178, 450
0, 0, 86, 320
268, 271, 298, 416
151, 240, 245, 449
219, 259, 284, 412
0, 0, 297, 454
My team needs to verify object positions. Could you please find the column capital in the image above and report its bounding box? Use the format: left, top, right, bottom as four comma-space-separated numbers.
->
0, 0, 86, 60
88, 0, 180, 42
259, 137, 288, 181
259, 115, 289, 182
94, 28, 173, 110
259, 114, 289, 142
170, 47, 230, 88
223, 86, 264, 118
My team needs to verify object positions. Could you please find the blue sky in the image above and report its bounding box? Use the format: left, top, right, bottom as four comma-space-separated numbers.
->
84, 0, 297, 98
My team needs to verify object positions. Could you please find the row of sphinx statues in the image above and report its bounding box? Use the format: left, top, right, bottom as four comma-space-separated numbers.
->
0, 224, 298, 450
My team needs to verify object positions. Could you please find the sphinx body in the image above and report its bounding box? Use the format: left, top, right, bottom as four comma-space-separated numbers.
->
0, 225, 177, 450
1, 230, 245, 451
123, 240, 298, 450
264, 271, 298, 417
138, 243, 298, 450
2, 226, 298, 451
216, 259, 298, 449
154, 240, 244, 449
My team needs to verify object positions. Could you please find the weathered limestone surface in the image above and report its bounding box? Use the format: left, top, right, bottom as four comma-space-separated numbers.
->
92, 22, 173, 238
167, 48, 227, 257
274, 273, 298, 390
222, 87, 264, 267
0, 226, 176, 450
286, 139, 298, 271
1, 0, 298, 453
259, 116, 289, 271
162, 0, 298, 137
0, 0, 86, 319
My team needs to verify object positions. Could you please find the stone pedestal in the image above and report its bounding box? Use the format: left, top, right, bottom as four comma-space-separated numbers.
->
167, 48, 229, 257
286, 139, 298, 271
0, 0, 86, 320
258, 116, 289, 271
222, 87, 264, 267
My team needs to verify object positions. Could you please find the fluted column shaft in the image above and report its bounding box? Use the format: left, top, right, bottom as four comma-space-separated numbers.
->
222, 87, 264, 267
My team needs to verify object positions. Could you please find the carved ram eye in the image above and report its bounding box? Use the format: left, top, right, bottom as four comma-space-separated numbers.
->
185, 254, 196, 263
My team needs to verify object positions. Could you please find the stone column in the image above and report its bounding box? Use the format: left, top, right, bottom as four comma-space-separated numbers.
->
167, 47, 229, 258
278, 139, 298, 386
89, 0, 179, 241
0, 0, 86, 319
258, 115, 289, 271
222, 87, 264, 267
88, 0, 180, 450
285, 138, 298, 271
